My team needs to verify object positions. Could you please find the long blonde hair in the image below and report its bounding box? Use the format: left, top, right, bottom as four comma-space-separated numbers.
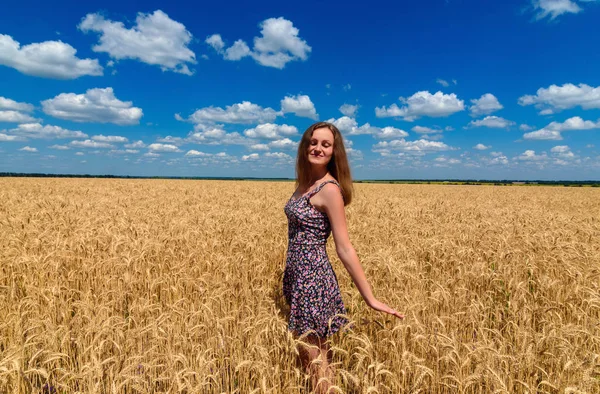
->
295, 121, 353, 206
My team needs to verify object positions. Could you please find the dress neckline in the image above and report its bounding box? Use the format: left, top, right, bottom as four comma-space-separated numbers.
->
290, 179, 338, 202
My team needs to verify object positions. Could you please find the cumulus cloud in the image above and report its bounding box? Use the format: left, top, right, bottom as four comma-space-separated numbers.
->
249, 143, 270, 151
70, 139, 114, 148
125, 140, 146, 148
42, 87, 143, 125
0, 111, 39, 123
0, 97, 34, 112
207, 17, 311, 69
523, 116, 600, 140
551, 145, 575, 159
280, 95, 318, 119
187, 126, 249, 146
19, 146, 38, 152
411, 125, 444, 134
468, 116, 515, 128
243, 123, 298, 139
518, 83, 600, 114
242, 153, 260, 161
469, 93, 503, 117
8, 123, 88, 139
339, 104, 359, 117
474, 143, 491, 150
185, 101, 279, 124
516, 150, 548, 161
79, 10, 196, 75
147, 143, 181, 152
375, 91, 465, 121
264, 152, 293, 160
0, 34, 103, 79
269, 138, 297, 150
523, 129, 563, 140
0, 133, 26, 142
372, 139, 454, 154
185, 150, 212, 157
91, 135, 128, 143
531, 0, 582, 21
326, 116, 408, 139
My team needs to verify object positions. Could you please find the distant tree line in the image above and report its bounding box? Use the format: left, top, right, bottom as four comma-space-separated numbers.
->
1, 172, 598, 186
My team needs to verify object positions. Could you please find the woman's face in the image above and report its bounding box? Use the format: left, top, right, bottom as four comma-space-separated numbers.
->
307, 127, 334, 167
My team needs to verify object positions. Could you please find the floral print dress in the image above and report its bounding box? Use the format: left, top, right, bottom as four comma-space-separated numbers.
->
283, 179, 349, 338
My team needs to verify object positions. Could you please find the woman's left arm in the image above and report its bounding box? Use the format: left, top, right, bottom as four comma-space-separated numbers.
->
321, 184, 404, 320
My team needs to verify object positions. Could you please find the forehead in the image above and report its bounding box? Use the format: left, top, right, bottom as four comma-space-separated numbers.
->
311, 127, 334, 141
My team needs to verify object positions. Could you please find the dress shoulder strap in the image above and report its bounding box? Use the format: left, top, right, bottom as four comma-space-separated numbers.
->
307, 179, 342, 199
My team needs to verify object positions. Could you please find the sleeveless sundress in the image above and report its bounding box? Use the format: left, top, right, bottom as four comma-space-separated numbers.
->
283, 179, 349, 338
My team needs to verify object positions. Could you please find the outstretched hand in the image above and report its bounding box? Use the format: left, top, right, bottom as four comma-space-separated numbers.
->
368, 299, 405, 320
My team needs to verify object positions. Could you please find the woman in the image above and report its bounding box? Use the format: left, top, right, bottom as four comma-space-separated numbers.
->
283, 121, 404, 393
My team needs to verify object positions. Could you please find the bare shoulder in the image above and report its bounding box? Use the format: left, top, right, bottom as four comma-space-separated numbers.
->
320, 182, 344, 205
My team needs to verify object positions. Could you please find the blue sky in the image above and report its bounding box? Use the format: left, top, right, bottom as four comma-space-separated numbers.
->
1, 0, 599, 180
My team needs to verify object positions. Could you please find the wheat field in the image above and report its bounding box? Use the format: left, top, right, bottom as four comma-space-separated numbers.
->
0, 178, 599, 393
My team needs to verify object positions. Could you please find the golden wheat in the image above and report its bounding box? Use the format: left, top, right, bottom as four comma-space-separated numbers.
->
0, 178, 599, 393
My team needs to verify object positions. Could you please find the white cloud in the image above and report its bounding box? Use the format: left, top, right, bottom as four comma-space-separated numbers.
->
79, 10, 196, 75
523, 116, 600, 140
49, 144, 70, 150
280, 95, 318, 119
187, 127, 249, 146
42, 87, 143, 125
469, 116, 515, 128
346, 147, 363, 160
242, 153, 260, 161
186, 101, 279, 124
250, 144, 270, 151
147, 143, 181, 152
520, 124, 533, 131
375, 127, 409, 139
269, 138, 297, 150
185, 150, 212, 157
339, 104, 358, 117
264, 152, 293, 161
0, 111, 39, 123
343, 84, 352, 91
326, 116, 408, 139
411, 125, 444, 134
156, 136, 186, 145
9, 123, 88, 139
92, 135, 128, 143
544, 116, 600, 132
518, 83, 600, 114
243, 123, 298, 139
125, 140, 146, 148
474, 143, 491, 150
224, 40, 251, 61
436, 78, 449, 87
517, 150, 548, 161
70, 139, 114, 148
0, 97, 34, 112
19, 146, 38, 152
372, 139, 454, 153
531, 0, 582, 21
0, 34, 103, 79
551, 145, 574, 156
469, 93, 503, 117
205, 34, 225, 52
523, 129, 563, 140
375, 91, 465, 121
208, 17, 311, 69
0, 133, 26, 142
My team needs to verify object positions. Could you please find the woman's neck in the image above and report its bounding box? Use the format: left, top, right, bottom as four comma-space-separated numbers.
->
308, 167, 329, 185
